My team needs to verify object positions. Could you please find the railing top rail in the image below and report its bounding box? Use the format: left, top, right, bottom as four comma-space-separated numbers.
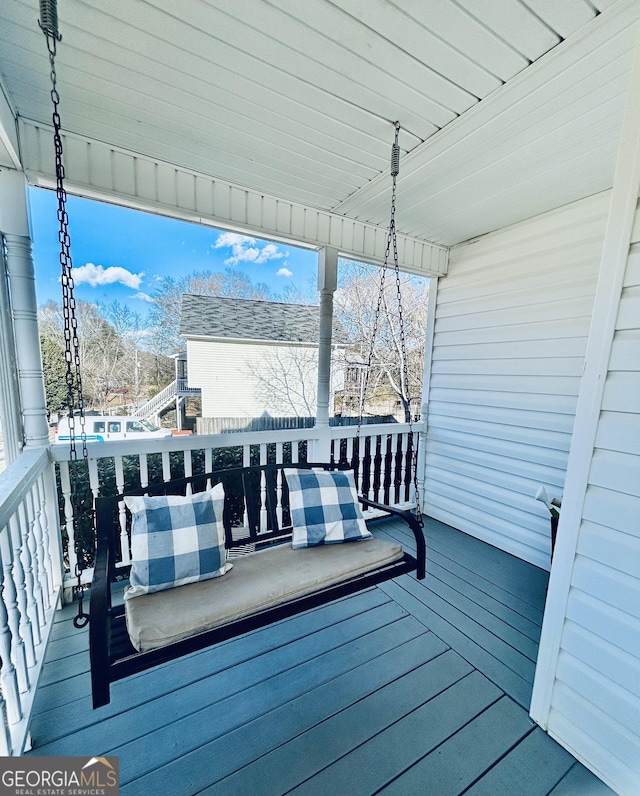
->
330, 420, 425, 439
48, 420, 425, 463
0, 447, 50, 529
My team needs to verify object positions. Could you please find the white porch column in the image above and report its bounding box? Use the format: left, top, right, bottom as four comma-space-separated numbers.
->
417, 277, 438, 512
0, 170, 49, 449
313, 247, 338, 461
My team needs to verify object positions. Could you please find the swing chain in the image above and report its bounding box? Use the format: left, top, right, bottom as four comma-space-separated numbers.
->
356, 122, 424, 528
41, 8, 91, 628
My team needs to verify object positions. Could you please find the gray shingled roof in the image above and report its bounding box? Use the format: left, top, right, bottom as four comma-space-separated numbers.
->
179, 294, 347, 344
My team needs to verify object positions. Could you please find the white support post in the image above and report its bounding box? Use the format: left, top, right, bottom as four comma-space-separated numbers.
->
418, 277, 438, 513
313, 247, 338, 462
0, 170, 49, 450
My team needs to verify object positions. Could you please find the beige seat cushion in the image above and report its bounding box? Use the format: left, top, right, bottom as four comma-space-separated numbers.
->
125, 538, 403, 652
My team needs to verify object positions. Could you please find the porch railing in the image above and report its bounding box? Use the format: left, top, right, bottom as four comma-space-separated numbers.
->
49, 421, 425, 592
0, 447, 61, 755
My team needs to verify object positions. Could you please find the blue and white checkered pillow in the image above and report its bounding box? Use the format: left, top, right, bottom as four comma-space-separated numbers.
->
284, 469, 372, 549
124, 483, 231, 597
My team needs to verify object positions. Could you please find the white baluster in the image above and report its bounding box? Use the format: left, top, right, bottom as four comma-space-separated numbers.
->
0, 526, 29, 693
114, 455, 125, 495
390, 433, 398, 505
204, 448, 212, 475
59, 462, 78, 581
161, 451, 171, 482
88, 457, 100, 504
0, 538, 23, 723
259, 444, 268, 532
243, 445, 251, 468
139, 454, 149, 489
346, 437, 354, 472
19, 500, 41, 642
292, 438, 299, 464
35, 475, 54, 602
26, 491, 49, 615
354, 436, 364, 496
366, 434, 375, 502
0, 696, 12, 756
0, 528, 29, 694
8, 514, 35, 669
259, 471, 268, 533
184, 450, 193, 495
118, 500, 130, 565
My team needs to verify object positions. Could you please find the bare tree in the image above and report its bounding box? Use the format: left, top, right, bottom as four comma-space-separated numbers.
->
38, 300, 150, 412
253, 347, 319, 417
334, 260, 429, 421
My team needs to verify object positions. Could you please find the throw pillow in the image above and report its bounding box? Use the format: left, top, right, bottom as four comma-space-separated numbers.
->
124, 483, 231, 597
284, 468, 372, 549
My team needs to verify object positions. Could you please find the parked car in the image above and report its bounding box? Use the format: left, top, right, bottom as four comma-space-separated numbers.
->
55, 415, 172, 442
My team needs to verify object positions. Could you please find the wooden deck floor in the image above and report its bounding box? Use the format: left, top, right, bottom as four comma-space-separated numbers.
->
28, 517, 614, 796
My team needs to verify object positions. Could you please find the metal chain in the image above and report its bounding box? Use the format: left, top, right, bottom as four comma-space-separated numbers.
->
41, 17, 90, 628
356, 122, 423, 527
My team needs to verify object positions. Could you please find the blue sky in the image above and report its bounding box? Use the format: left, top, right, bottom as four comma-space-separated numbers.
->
28, 188, 318, 314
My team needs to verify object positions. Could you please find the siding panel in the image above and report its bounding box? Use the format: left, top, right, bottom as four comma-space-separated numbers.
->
425, 194, 607, 569
544, 232, 640, 791
187, 339, 319, 418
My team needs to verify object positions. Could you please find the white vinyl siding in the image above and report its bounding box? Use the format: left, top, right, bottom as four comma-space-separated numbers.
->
424, 192, 610, 569
543, 225, 640, 794
187, 338, 319, 418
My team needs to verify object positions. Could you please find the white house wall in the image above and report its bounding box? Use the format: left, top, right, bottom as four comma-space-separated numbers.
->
187, 339, 321, 419
424, 191, 611, 570
531, 201, 640, 796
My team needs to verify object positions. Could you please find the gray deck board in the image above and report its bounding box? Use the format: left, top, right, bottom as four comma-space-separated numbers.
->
27, 516, 609, 796
126, 633, 452, 796
116, 616, 426, 790
380, 579, 534, 709
285, 671, 503, 796
378, 697, 536, 796
462, 727, 577, 796
381, 518, 545, 626
375, 525, 540, 662
205, 648, 470, 796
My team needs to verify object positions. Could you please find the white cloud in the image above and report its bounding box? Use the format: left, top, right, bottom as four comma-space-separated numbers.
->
73, 262, 143, 289
133, 292, 154, 303
214, 232, 287, 265
276, 267, 293, 277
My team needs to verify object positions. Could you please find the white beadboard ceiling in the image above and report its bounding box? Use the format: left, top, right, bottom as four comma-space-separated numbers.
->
0, 0, 638, 247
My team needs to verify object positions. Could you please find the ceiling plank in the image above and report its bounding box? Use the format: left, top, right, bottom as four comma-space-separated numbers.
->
521, 0, 595, 40
455, 0, 561, 61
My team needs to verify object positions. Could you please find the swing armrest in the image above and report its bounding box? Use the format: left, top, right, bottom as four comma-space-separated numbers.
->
359, 497, 426, 580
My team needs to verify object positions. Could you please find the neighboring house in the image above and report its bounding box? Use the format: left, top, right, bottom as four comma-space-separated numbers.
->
179, 294, 346, 419
2, 3, 640, 791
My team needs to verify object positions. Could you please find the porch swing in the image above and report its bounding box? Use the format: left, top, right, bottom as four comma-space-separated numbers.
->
38, 1, 426, 710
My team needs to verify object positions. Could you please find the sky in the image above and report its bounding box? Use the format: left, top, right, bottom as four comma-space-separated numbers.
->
28, 187, 319, 315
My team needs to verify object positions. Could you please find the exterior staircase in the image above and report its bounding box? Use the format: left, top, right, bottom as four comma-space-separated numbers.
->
133, 379, 201, 420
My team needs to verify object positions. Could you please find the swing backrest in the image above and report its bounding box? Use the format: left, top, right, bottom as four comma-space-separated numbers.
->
96, 461, 347, 583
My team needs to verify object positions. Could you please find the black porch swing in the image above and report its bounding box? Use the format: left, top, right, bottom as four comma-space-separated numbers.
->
39, 1, 426, 710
